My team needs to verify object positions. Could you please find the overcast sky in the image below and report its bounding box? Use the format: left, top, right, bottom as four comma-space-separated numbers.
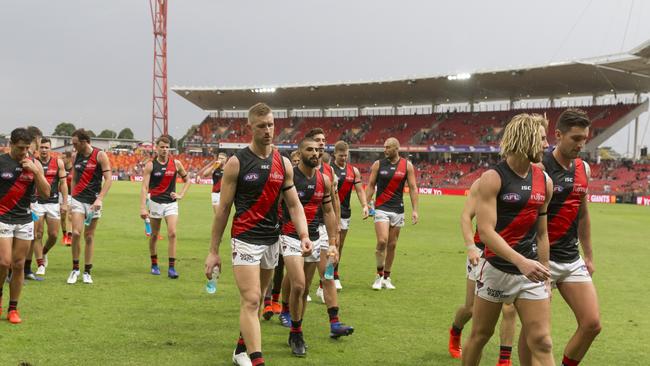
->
2, 0, 650, 155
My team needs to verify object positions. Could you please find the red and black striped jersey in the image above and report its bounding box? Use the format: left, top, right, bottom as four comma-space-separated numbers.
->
37, 157, 61, 204
72, 147, 104, 204
315, 163, 335, 222
542, 151, 588, 263
375, 158, 408, 214
333, 162, 356, 219
473, 230, 485, 250
484, 161, 546, 274
0, 154, 36, 225
212, 167, 223, 193
282, 167, 325, 241
149, 158, 177, 204
231, 148, 286, 246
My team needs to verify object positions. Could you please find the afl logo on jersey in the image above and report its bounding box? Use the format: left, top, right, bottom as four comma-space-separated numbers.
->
1, 172, 14, 180
379, 170, 389, 176
153, 171, 163, 177
244, 172, 259, 182
298, 190, 306, 198
501, 193, 521, 203
553, 185, 564, 193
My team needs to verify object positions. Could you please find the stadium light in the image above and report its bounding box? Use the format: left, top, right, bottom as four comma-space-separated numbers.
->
250, 87, 277, 93
447, 73, 472, 81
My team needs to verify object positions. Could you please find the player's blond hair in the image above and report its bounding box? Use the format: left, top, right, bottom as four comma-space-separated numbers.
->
500, 113, 545, 160
248, 102, 272, 124
334, 140, 349, 153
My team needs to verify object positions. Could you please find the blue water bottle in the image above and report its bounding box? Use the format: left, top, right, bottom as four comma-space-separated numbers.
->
369, 201, 376, 217
84, 210, 94, 226
324, 257, 335, 280
144, 218, 152, 236
206, 266, 220, 294
31, 211, 39, 222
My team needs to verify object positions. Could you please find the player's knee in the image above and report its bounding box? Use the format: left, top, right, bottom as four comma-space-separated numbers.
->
84, 234, 94, 245
502, 304, 517, 320
387, 240, 397, 250
71, 230, 82, 239
0, 257, 10, 269
376, 239, 388, 251
167, 231, 177, 241
48, 230, 58, 241
241, 296, 260, 312
527, 332, 552, 354
471, 327, 494, 345
291, 281, 305, 296
11, 259, 24, 271
579, 317, 602, 338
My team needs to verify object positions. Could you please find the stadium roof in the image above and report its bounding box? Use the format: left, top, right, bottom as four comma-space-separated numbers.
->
173, 40, 650, 111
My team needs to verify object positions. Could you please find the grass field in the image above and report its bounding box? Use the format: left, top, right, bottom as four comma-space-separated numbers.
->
1, 181, 649, 365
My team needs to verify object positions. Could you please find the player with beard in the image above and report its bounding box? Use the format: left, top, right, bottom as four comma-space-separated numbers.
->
462, 114, 554, 366
67, 129, 113, 285
33, 138, 68, 277
0, 128, 50, 323
60, 151, 74, 246
280, 137, 338, 356
366, 137, 419, 290
23, 126, 43, 281
205, 103, 312, 366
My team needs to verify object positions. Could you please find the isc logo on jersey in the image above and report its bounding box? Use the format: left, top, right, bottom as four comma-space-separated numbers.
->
502, 193, 521, 203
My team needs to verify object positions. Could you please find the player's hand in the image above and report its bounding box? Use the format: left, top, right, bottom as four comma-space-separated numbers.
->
91, 198, 102, 212
584, 257, 595, 276
204, 252, 222, 280
327, 245, 339, 264
516, 258, 550, 282
140, 208, 149, 219
21, 158, 38, 174
171, 192, 183, 200
467, 247, 481, 266
361, 205, 369, 220
300, 238, 313, 257
412, 211, 419, 225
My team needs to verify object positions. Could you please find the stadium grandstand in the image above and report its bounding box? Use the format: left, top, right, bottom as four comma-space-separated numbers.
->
171, 40, 650, 199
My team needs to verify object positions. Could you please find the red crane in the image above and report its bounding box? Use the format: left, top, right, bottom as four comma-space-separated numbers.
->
149, 0, 168, 144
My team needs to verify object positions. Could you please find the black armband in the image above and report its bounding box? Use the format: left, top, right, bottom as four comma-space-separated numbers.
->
353, 181, 362, 185
322, 199, 332, 204
180, 174, 188, 179
102, 170, 111, 173
282, 185, 294, 192
538, 212, 547, 216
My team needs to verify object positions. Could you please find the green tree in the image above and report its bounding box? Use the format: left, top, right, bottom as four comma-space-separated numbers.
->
53, 122, 76, 136
98, 129, 117, 138
117, 128, 134, 140
87, 130, 96, 138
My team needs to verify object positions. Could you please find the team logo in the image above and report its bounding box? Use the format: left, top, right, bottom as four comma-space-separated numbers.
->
165, 170, 175, 176
239, 253, 255, 263
553, 185, 564, 193
486, 286, 505, 298
394, 171, 406, 177
1, 172, 14, 180
531, 192, 545, 202
314, 191, 324, 199
244, 172, 259, 182
574, 186, 587, 194
379, 170, 389, 176
153, 172, 163, 177
269, 171, 284, 182
298, 190, 306, 198
19, 172, 34, 181
86, 163, 97, 169
501, 193, 521, 203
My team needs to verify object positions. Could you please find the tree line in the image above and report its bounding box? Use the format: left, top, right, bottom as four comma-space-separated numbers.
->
52, 122, 134, 140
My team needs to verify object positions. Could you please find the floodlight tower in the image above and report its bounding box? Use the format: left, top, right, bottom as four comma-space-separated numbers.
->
150, 0, 168, 143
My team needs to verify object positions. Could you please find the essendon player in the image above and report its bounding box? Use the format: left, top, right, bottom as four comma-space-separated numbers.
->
140, 135, 191, 279
462, 114, 554, 366
204, 103, 312, 366
280, 137, 339, 357
198, 152, 227, 213
303, 128, 355, 338
332, 140, 369, 290
60, 151, 74, 245
24, 126, 43, 281
366, 137, 419, 290
33, 138, 68, 277
0, 128, 50, 323
538, 109, 600, 366
67, 129, 113, 285
448, 179, 517, 365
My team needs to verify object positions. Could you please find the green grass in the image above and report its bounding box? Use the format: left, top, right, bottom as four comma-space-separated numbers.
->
1, 181, 649, 365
